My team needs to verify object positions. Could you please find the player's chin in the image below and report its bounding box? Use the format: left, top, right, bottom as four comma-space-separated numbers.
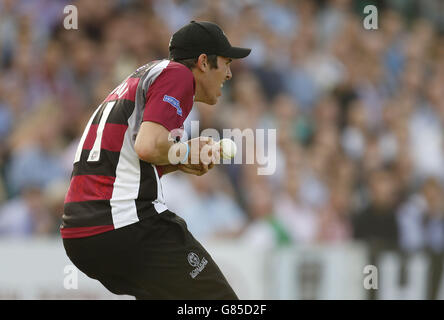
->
213, 91, 223, 103
206, 96, 219, 105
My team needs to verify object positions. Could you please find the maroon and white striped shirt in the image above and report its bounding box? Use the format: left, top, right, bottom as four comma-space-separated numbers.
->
61, 60, 195, 239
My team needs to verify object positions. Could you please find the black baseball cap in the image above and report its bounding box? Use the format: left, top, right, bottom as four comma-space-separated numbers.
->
169, 21, 251, 60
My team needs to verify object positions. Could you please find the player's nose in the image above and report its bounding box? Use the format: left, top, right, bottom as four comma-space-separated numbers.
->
226, 67, 232, 80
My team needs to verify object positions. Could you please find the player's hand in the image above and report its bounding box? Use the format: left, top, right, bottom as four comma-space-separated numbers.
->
177, 163, 209, 176
178, 136, 218, 175
185, 136, 218, 165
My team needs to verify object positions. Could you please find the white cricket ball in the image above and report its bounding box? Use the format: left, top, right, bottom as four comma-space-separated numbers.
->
219, 139, 237, 159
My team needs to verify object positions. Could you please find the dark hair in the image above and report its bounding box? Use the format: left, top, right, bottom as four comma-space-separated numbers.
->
170, 54, 218, 70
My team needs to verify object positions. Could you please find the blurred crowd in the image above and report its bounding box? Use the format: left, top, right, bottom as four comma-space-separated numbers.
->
1, 0, 444, 276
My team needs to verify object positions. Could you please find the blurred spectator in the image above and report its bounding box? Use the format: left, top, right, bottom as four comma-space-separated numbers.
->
397, 177, 444, 299
274, 165, 318, 244
240, 170, 292, 249
353, 168, 401, 246
353, 167, 402, 299
4, 103, 67, 197
317, 155, 356, 243
43, 179, 70, 235
163, 168, 247, 241
0, 186, 53, 237
341, 100, 369, 161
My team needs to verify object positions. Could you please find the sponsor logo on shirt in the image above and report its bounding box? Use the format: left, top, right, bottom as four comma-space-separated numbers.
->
163, 95, 182, 116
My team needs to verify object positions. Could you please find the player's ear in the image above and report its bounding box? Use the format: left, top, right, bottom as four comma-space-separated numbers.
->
196, 54, 208, 72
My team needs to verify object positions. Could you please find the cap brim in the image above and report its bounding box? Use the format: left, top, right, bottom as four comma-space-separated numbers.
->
220, 46, 251, 59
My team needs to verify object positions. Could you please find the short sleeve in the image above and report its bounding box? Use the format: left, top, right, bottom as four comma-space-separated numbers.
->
143, 62, 195, 132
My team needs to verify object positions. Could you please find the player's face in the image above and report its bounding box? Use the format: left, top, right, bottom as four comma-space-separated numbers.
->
202, 56, 232, 105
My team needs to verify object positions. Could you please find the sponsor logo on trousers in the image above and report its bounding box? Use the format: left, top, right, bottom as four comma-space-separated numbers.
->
187, 252, 208, 279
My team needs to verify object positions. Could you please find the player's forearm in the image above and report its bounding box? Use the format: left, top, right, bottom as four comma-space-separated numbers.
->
138, 142, 188, 166
135, 122, 215, 168
138, 136, 174, 165
135, 122, 187, 166
157, 164, 179, 175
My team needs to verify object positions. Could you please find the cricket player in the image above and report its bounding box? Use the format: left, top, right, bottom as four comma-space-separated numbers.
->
61, 21, 250, 299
